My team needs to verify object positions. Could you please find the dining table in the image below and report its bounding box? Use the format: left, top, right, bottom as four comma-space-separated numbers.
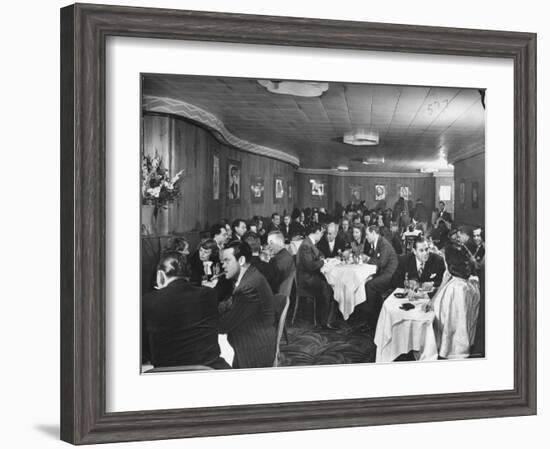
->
374, 289, 438, 363
321, 259, 378, 320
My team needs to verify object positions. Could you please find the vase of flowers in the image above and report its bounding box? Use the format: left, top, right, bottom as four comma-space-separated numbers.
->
141, 152, 184, 235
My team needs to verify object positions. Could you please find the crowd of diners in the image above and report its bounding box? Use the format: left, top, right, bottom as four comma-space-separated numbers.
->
142, 197, 485, 370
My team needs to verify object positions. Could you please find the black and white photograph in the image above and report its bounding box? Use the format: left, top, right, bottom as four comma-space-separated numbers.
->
140, 74, 486, 373
274, 175, 284, 201
227, 159, 241, 201
250, 175, 265, 203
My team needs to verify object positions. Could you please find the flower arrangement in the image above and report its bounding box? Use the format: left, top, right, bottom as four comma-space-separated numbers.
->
141, 152, 184, 215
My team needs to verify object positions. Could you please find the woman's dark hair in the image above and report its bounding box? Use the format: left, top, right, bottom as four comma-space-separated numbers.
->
444, 241, 472, 279
351, 223, 365, 243
200, 238, 219, 259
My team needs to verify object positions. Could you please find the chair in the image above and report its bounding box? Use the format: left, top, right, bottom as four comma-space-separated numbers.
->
273, 293, 290, 367
291, 273, 317, 326
277, 269, 296, 344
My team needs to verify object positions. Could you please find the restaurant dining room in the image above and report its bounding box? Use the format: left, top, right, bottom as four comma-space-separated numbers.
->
140, 74, 486, 373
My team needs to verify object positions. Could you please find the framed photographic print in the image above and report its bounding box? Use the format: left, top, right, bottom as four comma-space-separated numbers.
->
61, 3, 536, 445
311, 179, 325, 196
459, 179, 466, 208
250, 175, 265, 203
472, 181, 480, 208
213, 154, 220, 200
227, 159, 241, 202
375, 185, 386, 201
274, 175, 284, 202
350, 185, 362, 202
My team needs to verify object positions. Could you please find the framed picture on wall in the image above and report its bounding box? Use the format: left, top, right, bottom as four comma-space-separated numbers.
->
250, 175, 265, 203
472, 181, 479, 208
274, 175, 284, 202
288, 182, 292, 200
61, 3, 535, 445
212, 154, 220, 200
375, 184, 386, 200
459, 179, 466, 208
350, 184, 362, 202
227, 159, 241, 202
311, 179, 325, 196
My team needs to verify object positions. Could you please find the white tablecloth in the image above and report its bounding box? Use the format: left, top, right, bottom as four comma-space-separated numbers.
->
374, 290, 438, 363
322, 261, 377, 320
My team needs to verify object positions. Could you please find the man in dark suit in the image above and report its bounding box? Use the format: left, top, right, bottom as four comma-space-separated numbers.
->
244, 232, 275, 290
231, 219, 247, 242
296, 223, 337, 329
281, 214, 292, 243
392, 236, 446, 290
267, 231, 295, 294
359, 225, 398, 330
267, 213, 282, 233
142, 252, 230, 369
218, 241, 277, 368
317, 222, 346, 258
434, 200, 453, 228
337, 218, 353, 248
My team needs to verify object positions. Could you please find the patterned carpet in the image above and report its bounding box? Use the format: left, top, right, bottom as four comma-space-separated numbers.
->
279, 319, 376, 367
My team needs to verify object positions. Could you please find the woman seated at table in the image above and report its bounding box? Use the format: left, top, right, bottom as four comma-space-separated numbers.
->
349, 224, 367, 258
431, 241, 481, 359
189, 238, 220, 285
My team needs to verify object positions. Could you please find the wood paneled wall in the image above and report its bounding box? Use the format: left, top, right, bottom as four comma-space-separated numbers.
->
332, 175, 435, 211
143, 113, 296, 233
454, 153, 485, 227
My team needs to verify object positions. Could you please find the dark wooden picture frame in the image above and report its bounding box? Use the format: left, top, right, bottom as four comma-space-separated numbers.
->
60, 3, 536, 444
227, 159, 241, 202
274, 175, 285, 202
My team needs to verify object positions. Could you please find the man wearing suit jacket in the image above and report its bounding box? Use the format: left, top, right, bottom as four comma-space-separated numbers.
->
392, 236, 446, 290
142, 252, 230, 369
296, 223, 337, 329
218, 241, 277, 369
317, 222, 346, 258
267, 213, 282, 233
360, 225, 398, 330
267, 231, 295, 294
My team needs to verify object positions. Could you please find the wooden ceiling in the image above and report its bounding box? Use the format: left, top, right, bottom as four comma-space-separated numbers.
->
142, 74, 485, 172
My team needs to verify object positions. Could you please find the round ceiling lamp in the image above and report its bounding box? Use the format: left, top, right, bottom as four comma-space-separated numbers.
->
343, 131, 379, 146
257, 80, 329, 97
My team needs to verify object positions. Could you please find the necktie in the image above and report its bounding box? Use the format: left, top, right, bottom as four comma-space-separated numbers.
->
418, 263, 424, 279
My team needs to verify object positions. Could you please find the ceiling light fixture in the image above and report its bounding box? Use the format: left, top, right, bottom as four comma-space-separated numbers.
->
419, 167, 439, 173
336, 164, 349, 171
343, 131, 379, 146
361, 156, 385, 165
257, 80, 329, 97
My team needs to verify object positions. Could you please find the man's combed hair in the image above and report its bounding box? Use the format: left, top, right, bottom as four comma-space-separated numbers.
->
225, 240, 252, 263
210, 222, 225, 238
232, 218, 246, 231
367, 225, 380, 235
413, 236, 427, 249
306, 222, 323, 235
243, 232, 261, 253
156, 251, 188, 278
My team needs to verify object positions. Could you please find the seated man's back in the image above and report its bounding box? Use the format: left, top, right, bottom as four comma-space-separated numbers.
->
143, 278, 228, 369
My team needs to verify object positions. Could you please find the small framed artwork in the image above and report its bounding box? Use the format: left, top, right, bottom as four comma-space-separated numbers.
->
250, 175, 265, 203
212, 154, 220, 200
227, 159, 241, 202
61, 3, 535, 445
459, 179, 466, 208
350, 185, 362, 202
311, 179, 325, 196
472, 181, 479, 208
274, 175, 284, 202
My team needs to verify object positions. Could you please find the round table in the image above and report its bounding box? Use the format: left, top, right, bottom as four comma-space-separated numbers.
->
374, 290, 438, 363
322, 261, 377, 320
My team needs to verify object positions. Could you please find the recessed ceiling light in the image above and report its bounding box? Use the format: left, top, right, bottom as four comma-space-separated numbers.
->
362, 156, 385, 165
257, 80, 329, 97
419, 167, 439, 173
336, 164, 349, 171
343, 131, 379, 146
